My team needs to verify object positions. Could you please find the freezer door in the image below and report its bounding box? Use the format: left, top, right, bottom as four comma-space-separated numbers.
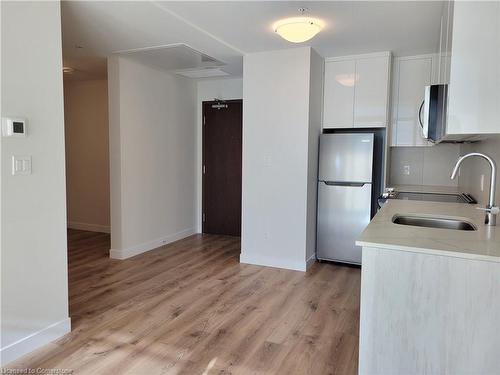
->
317, 182, 372, 264
318, 133, 374, 183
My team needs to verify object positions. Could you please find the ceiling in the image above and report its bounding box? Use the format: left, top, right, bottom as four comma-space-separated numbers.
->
62, 1, 447, 80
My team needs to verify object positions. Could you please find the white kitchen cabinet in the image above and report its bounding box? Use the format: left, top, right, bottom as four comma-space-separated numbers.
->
446, 1, 500, 136
323, 60, 355, 128
389, 1, 455, 146
323, 52, 391, 129
354, 56, 391, 128
437, 1, 453, 85
391, 56, 433, 147
437, 53, 451, 85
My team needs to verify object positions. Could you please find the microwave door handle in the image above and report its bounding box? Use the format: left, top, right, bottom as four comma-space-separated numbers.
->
418, 100, 425, 128
422, 86, 431, 139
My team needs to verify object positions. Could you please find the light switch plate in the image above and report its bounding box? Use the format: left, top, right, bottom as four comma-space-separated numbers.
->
12, 155, 32, 175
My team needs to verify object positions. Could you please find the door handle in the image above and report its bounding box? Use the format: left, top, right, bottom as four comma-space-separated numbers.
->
323, 181, 366, 187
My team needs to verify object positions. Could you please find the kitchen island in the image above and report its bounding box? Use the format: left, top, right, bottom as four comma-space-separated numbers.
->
356, 200, 500, 374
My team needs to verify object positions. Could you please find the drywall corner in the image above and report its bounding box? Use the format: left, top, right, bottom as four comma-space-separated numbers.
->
305, 48, 324, 264
107, 56, 123, 251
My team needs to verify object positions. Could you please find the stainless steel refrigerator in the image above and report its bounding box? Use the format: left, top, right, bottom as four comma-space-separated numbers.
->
317, 133, 374, 264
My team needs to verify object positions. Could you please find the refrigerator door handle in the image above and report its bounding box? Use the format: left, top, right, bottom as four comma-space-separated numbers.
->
322, 181, 367, 187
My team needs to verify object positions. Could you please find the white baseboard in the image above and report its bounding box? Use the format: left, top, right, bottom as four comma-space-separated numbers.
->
68, 221, 110, 233
240, 252, 307, 272
0, 317, 71, 367
306, 253, 316, 269
110, 228, 196, 260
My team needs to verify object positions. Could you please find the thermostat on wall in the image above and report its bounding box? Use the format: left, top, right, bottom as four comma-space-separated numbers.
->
2, 117, 27, 137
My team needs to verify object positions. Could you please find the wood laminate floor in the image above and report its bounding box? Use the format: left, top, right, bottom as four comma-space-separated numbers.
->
7, 230, 361, 374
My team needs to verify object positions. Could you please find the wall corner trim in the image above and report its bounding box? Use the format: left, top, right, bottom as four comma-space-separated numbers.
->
0, 317, 71, 366
109, 228, 196, 260
306, 253, 316, 270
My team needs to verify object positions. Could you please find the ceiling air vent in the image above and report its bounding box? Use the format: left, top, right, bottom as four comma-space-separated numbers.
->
175, 68, 230, 79
113, 43, 225, 74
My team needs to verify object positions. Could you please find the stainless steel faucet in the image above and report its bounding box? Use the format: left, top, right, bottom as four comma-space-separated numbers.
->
451, 152, 498, 226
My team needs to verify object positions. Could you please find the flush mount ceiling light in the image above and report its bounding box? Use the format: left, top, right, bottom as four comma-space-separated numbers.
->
273, 8, 324, 43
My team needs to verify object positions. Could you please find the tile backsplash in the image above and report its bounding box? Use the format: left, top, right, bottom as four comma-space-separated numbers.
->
458, 136, 500, 206
389, 144, 461, 187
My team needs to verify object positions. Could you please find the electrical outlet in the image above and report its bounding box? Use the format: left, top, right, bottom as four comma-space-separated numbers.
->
403, 165, 411, 176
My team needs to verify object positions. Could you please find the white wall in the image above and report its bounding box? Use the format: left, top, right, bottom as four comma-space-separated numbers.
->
1, 1, 70, 365
64, 80, 110, 233
107, 57, 197, 259
389, 144, 460, 187
459, 136, 500, 206
241, 47, 322, 271
196, 78, 243, 232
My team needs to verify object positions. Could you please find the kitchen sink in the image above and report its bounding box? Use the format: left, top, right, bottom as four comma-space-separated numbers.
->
392, 214, 477, 231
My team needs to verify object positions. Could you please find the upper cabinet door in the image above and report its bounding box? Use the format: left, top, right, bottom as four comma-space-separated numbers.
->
323, 60, 355, 128
353, 56, 390, 128
447, 1, 500, 135
394, 57, 433, 147
437, 1, 453, 85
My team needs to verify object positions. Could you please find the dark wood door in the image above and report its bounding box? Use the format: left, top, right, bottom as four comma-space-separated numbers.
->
202, 100, 242, 236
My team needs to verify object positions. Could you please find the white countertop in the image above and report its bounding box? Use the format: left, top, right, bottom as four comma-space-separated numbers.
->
356, 200, 500, 262
388, 184, 461, 194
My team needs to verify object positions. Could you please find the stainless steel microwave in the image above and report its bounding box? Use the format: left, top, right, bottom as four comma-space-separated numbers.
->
419, 84, 448, 143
